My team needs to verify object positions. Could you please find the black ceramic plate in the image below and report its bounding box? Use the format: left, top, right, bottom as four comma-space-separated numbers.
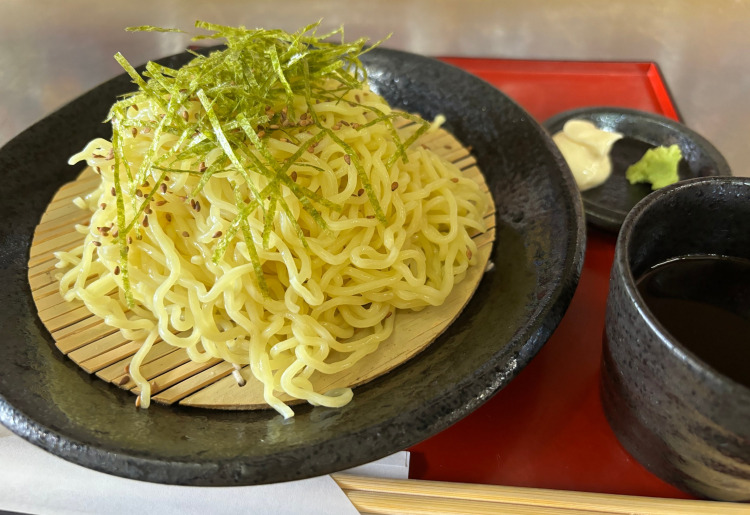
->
544, 107, 731, 232
0, 47, 585, 485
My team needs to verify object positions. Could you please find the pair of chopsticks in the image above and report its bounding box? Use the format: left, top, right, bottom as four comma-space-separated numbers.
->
332, 474, 748, 515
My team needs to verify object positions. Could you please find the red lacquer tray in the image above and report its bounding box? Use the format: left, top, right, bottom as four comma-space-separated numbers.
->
408, 58, 693, 500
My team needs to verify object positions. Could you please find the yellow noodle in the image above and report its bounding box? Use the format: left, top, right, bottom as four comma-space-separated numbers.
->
57, 83, 486, 418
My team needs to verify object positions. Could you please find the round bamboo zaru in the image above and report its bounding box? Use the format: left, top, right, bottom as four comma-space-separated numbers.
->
28, 123, 496, 410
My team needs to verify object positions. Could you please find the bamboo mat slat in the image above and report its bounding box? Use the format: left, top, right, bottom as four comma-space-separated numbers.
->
132, 358, 225, 396
41, 303, 92, 332
32, 289, 69, 312
68, 331, 130, 363
31, 212, 90, 243
82, 340, 142, 374
29, 270, 63, 294
49, 172, 100, 200
151, 362, 236, 404
111, 349, 190, 390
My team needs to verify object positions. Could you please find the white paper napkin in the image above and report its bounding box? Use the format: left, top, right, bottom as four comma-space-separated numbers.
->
0, 424, 409, 514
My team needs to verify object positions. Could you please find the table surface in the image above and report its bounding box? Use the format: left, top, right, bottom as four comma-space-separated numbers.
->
0, 1, 747, 502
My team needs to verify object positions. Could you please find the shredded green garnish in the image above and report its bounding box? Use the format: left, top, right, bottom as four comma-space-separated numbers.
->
126, 26, 185, 33
110, 119, 133, 306
105, 21, 428, 305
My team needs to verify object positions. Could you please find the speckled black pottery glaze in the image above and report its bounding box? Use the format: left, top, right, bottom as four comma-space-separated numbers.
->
544, 107, 731, 232
0, 47, 585, 485
602, 176, 750, 501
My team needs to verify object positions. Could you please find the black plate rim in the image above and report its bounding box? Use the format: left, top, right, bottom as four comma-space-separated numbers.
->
0, 46, 585, 485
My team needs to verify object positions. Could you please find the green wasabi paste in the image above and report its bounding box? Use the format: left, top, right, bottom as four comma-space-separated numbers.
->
625, 144, 682, 190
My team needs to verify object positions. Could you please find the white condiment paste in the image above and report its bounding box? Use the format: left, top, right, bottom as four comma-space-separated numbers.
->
552, 119, 623, 191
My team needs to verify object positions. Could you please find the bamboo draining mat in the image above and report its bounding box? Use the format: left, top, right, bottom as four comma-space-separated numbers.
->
28, 125, 496, 410
332, 475, 749, 515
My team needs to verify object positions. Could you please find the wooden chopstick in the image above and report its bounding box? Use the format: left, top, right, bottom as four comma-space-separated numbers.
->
332, 474, 750, 515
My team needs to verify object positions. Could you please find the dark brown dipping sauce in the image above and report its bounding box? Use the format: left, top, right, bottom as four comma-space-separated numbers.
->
636, 255, 750, 389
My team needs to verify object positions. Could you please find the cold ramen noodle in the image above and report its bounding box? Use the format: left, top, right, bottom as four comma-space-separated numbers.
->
54, 22, 489, 418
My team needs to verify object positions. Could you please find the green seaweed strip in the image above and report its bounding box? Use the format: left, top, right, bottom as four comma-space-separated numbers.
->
331, 69, 361, 90
356, 110, 402, 130
285, 162, 325, 172
316, 59, 345, 77
235, 114, 280, 167
212, 185, 260, 265
239, 219, 269, 296
143, 61, 181, 78
354, 108, 432, 169
194, 20, 255, 36
231, 183, 269, 296
212, 205, 246, 265
196, 89, 264, 209
114, 53, 151, 93
276, 194, 310, 250
359, 106, 409, 166
113, 53, 168, 115
132, 101, 174, 194
251, 164, 312, 251
237, 115, 331, 240
268, 45, 294, 104
110, 120, 133, 307
190, 157, 230, 197
109, 104, 134, 183
123, 170, 168, 236
187, 57, 225, 93
385, 113, 431, 170
238, 114, 339, 214
151, 166, 204, 176
301, 60, 384, 222
261, 194, 278, 249
322, 126, 386, 223
126, 25, 185, 33
152, 127, 198, 168
165, 134, 211, 164
280, 179, 340, 212
144, 63, 177, 94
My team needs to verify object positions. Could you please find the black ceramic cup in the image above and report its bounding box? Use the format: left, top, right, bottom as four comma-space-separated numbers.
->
602, 176, 750, 501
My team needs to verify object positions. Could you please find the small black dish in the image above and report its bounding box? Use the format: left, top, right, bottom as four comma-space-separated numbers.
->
544, 107, 731, 232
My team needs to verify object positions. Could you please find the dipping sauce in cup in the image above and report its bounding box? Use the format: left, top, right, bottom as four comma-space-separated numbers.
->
635, 254, 750, 390
602, 176, 750, 501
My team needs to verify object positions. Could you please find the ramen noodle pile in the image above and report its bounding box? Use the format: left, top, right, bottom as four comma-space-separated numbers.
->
56, 22, 487, 418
